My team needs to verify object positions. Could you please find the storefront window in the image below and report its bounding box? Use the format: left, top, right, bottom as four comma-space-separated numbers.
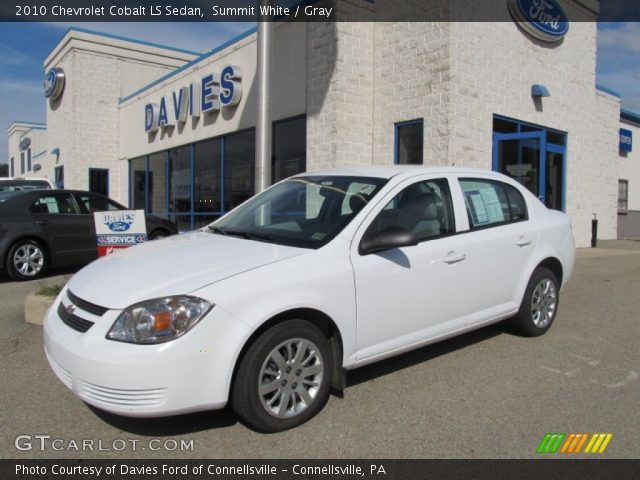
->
618, 180, 629, 213
169, 146, 192, 230
395, 119, 424, 164
89, 168, 109, 196
10, 157, 14, 177
27, 149, 32, 171
224, 129, 255, 211
194, 139, 221, 219
273, 116, 306, 182
129, 156, 146, 209
20, 153, 25, 174
54, 166, 64, 189
148, 152, 167, 214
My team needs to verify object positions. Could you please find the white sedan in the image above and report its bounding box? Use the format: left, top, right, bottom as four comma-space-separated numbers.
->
44, 166, 575, 432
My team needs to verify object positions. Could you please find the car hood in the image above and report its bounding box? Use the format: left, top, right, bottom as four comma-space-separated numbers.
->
67, 232, 308, 309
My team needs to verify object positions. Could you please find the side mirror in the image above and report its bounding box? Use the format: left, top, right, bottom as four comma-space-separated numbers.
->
359, 226, 418, 255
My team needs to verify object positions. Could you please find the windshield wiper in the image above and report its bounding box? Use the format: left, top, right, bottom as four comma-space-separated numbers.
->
206, 225, 227, 235
223, 229, 275, 243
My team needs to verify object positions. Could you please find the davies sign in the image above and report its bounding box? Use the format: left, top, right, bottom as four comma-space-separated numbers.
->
144, 65, 242, 134
508, 0, 569, 43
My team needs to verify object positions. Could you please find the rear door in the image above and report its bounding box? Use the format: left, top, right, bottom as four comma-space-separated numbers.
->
30, 192, 97, 265
451, 176, 538, 324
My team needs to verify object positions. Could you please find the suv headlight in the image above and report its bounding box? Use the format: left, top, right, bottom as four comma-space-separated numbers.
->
107, 296, 213, 344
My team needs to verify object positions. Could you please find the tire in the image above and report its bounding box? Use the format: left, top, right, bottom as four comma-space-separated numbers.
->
6, 239, 48, 281
231, 319, 333, 432
510, 267, 560, 337
149, 230, 168, 240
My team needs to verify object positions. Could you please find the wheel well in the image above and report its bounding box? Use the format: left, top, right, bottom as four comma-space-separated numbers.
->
537, 257, 563, 286
149, 228, 169, 238
230, 308, 345, 395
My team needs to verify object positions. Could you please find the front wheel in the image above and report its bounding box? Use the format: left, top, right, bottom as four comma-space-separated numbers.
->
231, 320, 333, 432
510, 267, 559, 337
6, 239, 48, 280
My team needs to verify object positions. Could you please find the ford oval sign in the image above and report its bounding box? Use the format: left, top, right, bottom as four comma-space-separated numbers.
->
44, 67, 65, 100
107, 221, 131, 232
508, 0, 569, 43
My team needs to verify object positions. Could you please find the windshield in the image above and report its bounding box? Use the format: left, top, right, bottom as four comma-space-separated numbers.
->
0, 180, 52, 191
211, 175, 388, 249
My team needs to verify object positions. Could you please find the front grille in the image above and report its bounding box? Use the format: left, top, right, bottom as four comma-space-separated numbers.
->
67, 290, 108, 316
80, 381, 166, 407
58, 302, 95, 333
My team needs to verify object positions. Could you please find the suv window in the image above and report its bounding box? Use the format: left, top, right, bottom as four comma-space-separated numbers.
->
459, 179, 528, 229
366, 178, 455, 241
30, 194, 80, 215
79, 194, 123, 213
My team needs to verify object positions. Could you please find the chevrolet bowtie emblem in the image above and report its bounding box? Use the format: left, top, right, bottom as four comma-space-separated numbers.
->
65, 304, 77, 315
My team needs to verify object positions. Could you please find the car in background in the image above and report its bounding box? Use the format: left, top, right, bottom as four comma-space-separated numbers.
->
0, 177, 56, 191
43, 167, 575, 432
0, 189, 178, 280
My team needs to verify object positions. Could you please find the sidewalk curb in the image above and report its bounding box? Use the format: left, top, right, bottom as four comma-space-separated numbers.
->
24, 292, 54, 326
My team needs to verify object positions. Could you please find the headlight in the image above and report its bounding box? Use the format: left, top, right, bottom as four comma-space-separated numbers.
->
106, 296, 213, 344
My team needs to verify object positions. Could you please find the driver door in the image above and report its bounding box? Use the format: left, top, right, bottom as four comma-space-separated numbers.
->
350, 175, 471, 361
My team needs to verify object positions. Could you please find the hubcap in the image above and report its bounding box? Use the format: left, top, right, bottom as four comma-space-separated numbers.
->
531, 278, 557, 328
13, 244, 44, 277
258, 338, 324, 419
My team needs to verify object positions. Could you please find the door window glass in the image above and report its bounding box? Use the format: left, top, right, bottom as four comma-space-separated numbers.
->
79, 194, 123, 213
30, 194, 80, 215
367, 178, 455, 241
459, 179, 528, 229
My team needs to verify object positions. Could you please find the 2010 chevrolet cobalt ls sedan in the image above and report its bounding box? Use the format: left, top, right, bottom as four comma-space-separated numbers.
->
44, 167, 575, 432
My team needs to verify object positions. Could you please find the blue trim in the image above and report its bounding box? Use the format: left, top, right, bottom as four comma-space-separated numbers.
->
32, 150, 47, 159
165, 150, 171, 215
19, 126, 47, 137
47, 27, 201, 62
621, 108, 640, 125
144, 155, 150, 214
596, 84, 621, 98
220, 136, 226, 213
190, 144, 196, 230
394, 119, 424, 164
119, 26, 257, 104
10, 121, 45, 128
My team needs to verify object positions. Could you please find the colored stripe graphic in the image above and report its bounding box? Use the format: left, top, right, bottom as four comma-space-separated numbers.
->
537, 433, 566, 453
540, 433, 613, 454
584, 433, 613, 454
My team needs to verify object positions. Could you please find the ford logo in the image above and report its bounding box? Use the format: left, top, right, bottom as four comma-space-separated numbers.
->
108, 222, 131, 232
44, 67, 66, 100
508, 0, 569, 43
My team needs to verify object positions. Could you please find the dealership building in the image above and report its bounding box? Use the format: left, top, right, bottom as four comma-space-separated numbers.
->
6, 0, 640, 246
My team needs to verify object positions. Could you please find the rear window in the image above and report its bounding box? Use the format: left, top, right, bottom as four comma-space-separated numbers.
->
0, 180, 52, 192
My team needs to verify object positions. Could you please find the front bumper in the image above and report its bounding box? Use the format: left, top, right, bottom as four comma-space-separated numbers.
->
43, 289, 250, 417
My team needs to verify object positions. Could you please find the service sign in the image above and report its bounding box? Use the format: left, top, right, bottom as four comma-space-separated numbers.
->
620, 128, 632, 152
94, 210, 147, 257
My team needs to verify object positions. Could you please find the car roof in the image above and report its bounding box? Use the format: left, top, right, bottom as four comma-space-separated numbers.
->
295, 165, 505, 180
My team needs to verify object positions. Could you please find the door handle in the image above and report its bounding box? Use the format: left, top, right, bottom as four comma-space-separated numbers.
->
516, 236, 532, 247
35, 220, 50, 226
443, 252, 466, 264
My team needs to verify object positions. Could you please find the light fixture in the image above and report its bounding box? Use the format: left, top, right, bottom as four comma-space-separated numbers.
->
532, 84, 550, 98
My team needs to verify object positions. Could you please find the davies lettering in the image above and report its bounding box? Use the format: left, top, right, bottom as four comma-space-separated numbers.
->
145, 65, 242, 133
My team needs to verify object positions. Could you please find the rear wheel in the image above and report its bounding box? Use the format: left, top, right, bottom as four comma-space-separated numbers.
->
149, 229, 168, 240
232, 320, 333, 432
510, 267, 559, 337
7, 239, 48, 280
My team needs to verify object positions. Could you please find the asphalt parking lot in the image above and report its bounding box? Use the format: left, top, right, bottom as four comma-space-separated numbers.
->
1, 241, 639, 459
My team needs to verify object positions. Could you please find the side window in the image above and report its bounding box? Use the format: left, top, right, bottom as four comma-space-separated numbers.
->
459, 179, 528, 229
30, 194, 80, 215
79, 194, 122, 213
367, 178, 455, 241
